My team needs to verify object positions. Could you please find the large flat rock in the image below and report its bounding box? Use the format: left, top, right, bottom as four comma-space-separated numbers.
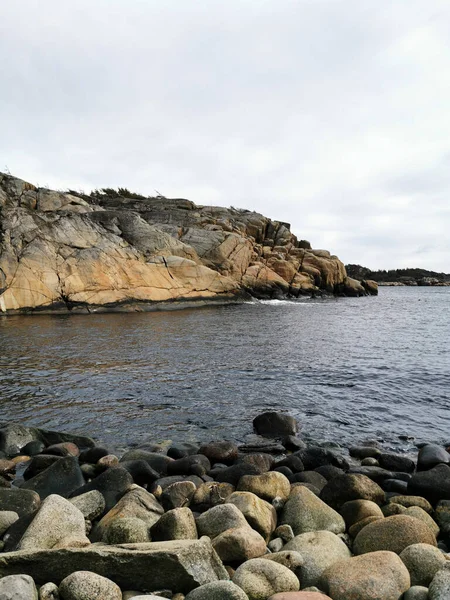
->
0, 538, 228, 592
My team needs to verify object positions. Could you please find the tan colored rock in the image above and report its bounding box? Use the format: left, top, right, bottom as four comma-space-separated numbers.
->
232, 558, 300, 600
340, 499, 384, 528
237, 472, 291, 503
227, 492, 277, 541
212, 526, 267, 562
320, 551, 410, 600
281, 486, 345, 535
353, 514, 437, 555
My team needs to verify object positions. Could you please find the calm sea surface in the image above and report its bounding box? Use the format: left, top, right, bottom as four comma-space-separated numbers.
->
0, 287, 449, 453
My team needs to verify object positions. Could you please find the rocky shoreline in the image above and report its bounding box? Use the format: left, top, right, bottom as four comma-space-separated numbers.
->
0, 173, 377, 315
0, 415, 449, 599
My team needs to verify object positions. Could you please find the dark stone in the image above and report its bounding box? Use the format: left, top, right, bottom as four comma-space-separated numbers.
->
0, 489, 40, 518
22, 455, 61, 481
315, 465, 346, 480
320, 473, 385, 510
20, 456, 84, 499
167, 443, 200, 460
294, 446, 349, 471
417, 444, 450, 471
292, 470, 328, 491
20, 441, 45, 456
70, 467, 133, 513
161, 481, 197, 511
213, 463, 260, 486
2, 510, 38, 552
272, 466, 294, 480
237, 441, 285, 454
237, 453, 274, 473
199, 442, 238, 466
253, 412, 298, 437
79, 447, 110, 464
167, 455, 211, 477
120, 450, 174, 475
44, 442, 79, 457
282, 436, 307, 452
0, 424, 94, 457
274, 455, 304, 473
382, 479, 409, 494
0, 476, 11, 488
408, 463, 450, 504
80, 463, 98, 480
378, 453, 416, 473
348, 466, 396, 483
349, 446, 381, 459
120, 460, 159, 486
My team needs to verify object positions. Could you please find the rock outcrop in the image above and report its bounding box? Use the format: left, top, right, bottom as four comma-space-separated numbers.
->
0, 173, 376, 313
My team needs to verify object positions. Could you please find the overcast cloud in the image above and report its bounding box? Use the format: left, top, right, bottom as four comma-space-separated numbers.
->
1, 0, 449, 271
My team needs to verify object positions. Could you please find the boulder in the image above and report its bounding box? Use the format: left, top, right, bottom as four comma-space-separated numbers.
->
150, 507, 198, 541
320, 474, 385, 510
339, 499, 384, 528
320, 550, 410, 600
378, 453, 415, 473
238, 453, 275, 473
404, 506, 439, 535
103, 517, 150, 544
212, 526, 267, 562
120, 450, 174, 475
45, 442, 80, 457
59, 571, 121, 600
120, 459, 159, 486
233, 558, 300, 600
227, 492, 277, 540
17, 494, 89, 551
21, 457, 85, 499
429, 567, 450, 599
417, 444, 450, 471
435, 500, 450, 533
408, 464, 450, 504
403, 587, 430, 600
280, 486, 345, 535
0, 538, 228, 591
23, 455, 67, 481
185, 581, 249, 600
260, 550, 303, 573
349, 446, 381, 459
196, 503, 249, 539
192, 482, 235, 511
294, 448, 349, 471
348, 515, 383, 538
93, 487, 163, 542
70, 466, 134, 513
0, 574, 38, 600
215, 464, 261, 486
39, 581, 59, 600
353, 514, 437, 555
387, 495, 432, 512
79, 447, 110, 463
291, 472, 326, 491
237, 472, 290, 503
283, 531, 351, 588
399, 543, 446, 586
162, 481, 197, 511
253, 412, 298, 437
168, 455, 211, 477
0, 511, 19, 536
199, 442, 239, 466
69, 490, 105, 520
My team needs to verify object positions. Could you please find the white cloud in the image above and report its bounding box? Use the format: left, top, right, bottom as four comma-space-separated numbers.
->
1, 0, 449, 271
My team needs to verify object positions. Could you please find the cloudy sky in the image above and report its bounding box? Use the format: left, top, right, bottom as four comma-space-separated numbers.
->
1, 1, 449, 271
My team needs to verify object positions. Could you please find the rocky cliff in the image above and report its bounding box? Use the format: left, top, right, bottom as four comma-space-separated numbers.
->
0, 173, 375, 314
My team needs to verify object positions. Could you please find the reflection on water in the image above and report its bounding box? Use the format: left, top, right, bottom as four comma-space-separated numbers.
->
0, 287, 449, 452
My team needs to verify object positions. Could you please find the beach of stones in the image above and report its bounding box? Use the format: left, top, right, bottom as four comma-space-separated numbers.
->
1, 414, 450, 600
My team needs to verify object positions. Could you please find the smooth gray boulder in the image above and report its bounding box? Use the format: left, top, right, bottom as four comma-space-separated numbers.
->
69, 490, 105, 520
150, 507, 198, 541
280, 486, 345, 535
227, 491, 277, 541
232, 558, 299, 600
0, 488, 40, 517
428, 566, 450, 599
0, 511, 19, 536
185, 581, 249, 600
0, 574, 38, 599
38, 581, 59, 600
17, 494, 89, 551
196, 503, 249, 538
284, 530, 351, 588
400, 543, 446, 586
0, 538, 229, 592
59, 570, 121, 600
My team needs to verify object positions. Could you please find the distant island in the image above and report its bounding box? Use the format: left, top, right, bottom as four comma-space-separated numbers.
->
346, 264, 450, 287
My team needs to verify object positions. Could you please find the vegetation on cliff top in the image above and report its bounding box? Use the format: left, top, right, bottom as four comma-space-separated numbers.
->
346, 264, 450, 284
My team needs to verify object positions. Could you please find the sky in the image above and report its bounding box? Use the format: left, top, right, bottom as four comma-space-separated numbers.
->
1, 1, 449, 272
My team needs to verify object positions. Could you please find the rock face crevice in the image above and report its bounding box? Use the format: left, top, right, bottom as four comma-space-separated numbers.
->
0, 173, 376, 313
